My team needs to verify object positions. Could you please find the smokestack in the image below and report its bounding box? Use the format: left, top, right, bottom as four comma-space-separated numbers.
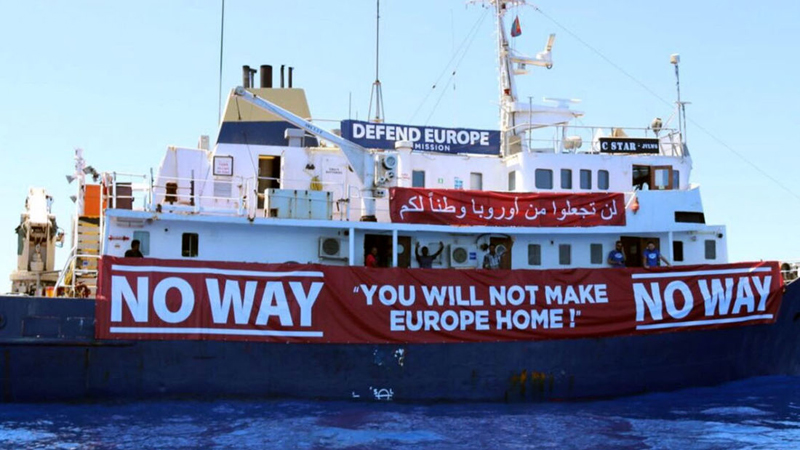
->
242, 65, 251, 88
260, 65, 273, 88
280, 64, 285, 88
288, 67, 294, 88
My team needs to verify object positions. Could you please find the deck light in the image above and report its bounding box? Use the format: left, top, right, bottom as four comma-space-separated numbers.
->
650, 117, 663, 135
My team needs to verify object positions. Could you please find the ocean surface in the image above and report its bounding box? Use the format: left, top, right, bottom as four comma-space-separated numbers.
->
0, 376, 798, 449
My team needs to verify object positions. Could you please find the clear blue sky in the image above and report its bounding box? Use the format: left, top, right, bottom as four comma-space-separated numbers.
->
1, 0, 799, 285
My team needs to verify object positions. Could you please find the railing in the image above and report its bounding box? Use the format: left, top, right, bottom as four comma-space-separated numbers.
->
513, 125, 683, 157
100, 168, 655, 224
54, 250, 100, 298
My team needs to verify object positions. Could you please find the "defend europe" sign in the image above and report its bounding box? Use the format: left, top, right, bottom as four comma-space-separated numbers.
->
340, 120, 501, 155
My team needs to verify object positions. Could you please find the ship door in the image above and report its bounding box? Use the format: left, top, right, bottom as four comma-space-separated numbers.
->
364, 234, 411, 268
633, 165, 673, 191
396, 236, 411, 268
620, 236, 661, 268
257, 155, 282, 209
490, 236, 513, 270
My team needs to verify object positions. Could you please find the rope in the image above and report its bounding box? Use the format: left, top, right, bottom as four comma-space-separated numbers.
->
531, 5, 800, 204
409, 9, 489, 123
217, 0, 225, 124
423, 10, 490, 125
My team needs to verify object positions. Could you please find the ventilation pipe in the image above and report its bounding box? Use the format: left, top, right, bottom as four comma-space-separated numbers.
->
280, 65, 285, 88
288, 67, 294, 88
260, 65, 273, 88
242, 65, 251, 88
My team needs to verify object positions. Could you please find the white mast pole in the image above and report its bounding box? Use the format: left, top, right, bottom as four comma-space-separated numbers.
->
494, 0, 524, 155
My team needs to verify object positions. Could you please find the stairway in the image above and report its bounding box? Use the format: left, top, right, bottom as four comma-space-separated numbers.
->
73, 216, 101, 297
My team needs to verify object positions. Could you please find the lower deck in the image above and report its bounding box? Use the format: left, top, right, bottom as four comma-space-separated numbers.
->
103, 208, 727, 271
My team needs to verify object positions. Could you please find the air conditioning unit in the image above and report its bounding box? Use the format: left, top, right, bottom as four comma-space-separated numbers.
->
319, 237, 347, 259
450, 245, 478, 268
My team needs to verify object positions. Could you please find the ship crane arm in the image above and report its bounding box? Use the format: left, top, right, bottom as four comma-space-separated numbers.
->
232, 86, 378, 220
233, 86, 370, 184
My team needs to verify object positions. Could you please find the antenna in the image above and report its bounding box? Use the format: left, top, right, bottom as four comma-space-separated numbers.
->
367, 0, 385, 123
217, 0, 225, 124
671, 53, 689, 144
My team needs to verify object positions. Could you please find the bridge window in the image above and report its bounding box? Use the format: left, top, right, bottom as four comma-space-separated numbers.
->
580, 170, 592, 189
528, 244, 542, 266
705, 240, 717, 260
508, 171, 517, 191
535, 169, 553, 189
182, 233, 199, 258
652, 166, 673, 190
633, 165, 675, 190
672, 170, 680, 189
561, 169, 572, 189
598, 170, 610, 190
559, 244, 571, 265
470, 172, 483, 191
412, 170, 425, 188
590, 243, 603, 264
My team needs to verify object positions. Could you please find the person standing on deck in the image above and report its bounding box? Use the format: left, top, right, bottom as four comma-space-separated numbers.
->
642, 241, 670, 268
125, 239, 144, 258
607, 241, 626, 267
415, 241, 444, 268
483, 244, 501, 270
365, 247, 379, 268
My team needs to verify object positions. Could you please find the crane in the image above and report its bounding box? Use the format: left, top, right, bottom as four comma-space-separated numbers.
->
233, 86, 380, 221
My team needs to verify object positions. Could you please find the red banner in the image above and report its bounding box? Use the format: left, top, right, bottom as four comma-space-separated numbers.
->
96, 257, 783, 344
389, 188, 626, 227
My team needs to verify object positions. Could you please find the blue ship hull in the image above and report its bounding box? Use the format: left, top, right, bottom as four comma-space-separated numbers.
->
1, 282, 798, 402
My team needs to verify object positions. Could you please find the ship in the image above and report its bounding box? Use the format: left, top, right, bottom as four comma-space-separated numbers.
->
1, 0, 798, 402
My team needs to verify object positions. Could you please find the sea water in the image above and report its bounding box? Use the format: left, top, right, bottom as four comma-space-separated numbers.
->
0, 376, 797, 449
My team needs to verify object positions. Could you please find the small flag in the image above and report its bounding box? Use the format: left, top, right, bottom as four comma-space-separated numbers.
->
511, 16, 522, 37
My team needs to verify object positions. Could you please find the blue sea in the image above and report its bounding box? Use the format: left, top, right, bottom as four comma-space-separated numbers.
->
0, 376, 798, 449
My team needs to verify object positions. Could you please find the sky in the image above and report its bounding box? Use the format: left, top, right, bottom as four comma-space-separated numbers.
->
1, 0, 799, 286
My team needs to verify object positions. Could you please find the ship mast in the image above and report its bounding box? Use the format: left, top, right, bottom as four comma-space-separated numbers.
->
486, 0, 577, 155
494, 0, 521, 155
367, 0, 385, 123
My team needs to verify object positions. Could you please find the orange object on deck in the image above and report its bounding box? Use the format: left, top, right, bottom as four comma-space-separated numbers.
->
83, 184, 106, 217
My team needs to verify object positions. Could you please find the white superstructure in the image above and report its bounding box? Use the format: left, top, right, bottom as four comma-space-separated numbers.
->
53, 0, 727, 296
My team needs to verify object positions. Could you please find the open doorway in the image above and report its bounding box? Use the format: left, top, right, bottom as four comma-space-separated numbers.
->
490, 236, 514, 270
364, 234, 411, 268
620, 236, 661, 268
257, 155, 281, 209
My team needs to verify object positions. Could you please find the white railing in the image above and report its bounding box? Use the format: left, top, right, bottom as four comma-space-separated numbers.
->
54, 251, 101, 298
512, 125, 683, 157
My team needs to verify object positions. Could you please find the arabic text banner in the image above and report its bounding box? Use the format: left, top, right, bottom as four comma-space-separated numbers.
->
390, 188, 626, 227
96, 258, 782, 344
